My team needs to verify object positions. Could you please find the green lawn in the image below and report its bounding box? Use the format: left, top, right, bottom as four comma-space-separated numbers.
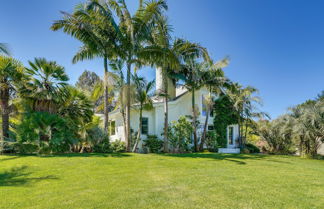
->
1, 153, 323, 209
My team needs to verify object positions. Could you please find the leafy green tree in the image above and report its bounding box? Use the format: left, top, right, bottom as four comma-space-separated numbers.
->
76, 70, 101, 93
0, 56, 25, 149
132, 74, 154, 152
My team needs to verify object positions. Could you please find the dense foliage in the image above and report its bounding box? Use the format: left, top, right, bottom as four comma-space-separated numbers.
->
257, 93, 324, 158
143, 135, 163, 153
213, 95, 239, 148
1, 0, 276, 155
167, 116, 193, 153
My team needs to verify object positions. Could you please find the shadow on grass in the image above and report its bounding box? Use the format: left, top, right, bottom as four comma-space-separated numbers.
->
38, 153, 132, 158
0, 156, 22, 162
1, 153, 132, 159
160, 153, 291, 165
0, 166, 58, 187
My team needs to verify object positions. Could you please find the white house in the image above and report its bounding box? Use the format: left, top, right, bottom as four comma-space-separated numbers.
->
107, 68, 240, 153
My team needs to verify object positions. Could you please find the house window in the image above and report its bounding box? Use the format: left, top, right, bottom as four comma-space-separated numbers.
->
208, 125, 214, 131
228, 126, 234, 145
141, 117, 148, 135
109, 121, 116, 135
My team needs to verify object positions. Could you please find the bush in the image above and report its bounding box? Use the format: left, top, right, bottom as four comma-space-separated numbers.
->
143, 135, 163, 153
16, 112, 76, 153
93, 142, 111, 153
245, 143, 260, 153
110, 140, 126, 153
13, 143, 39, 154
205, 131, 218, 152
167, 116, 193, 153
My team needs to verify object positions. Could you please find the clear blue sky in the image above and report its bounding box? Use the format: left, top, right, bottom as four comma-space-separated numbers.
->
1, 0, 323, 119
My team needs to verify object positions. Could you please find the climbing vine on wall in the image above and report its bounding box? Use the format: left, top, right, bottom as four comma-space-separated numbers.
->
213, 94, 239, 147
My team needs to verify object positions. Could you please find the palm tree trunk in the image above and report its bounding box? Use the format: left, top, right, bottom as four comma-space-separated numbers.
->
103, 57, 109, 135
244, 120, 248, 142
192, 88, 198, 152
120, 90, 127, 144
133, 105, 142, 152
238, 113, 242, 148
0, 87, 9, 152
125, 62, 132, 152
163, 68, 169, 153
200, 109, 209, 151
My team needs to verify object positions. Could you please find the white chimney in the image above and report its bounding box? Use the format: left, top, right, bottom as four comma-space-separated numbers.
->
156, 67, 176, 100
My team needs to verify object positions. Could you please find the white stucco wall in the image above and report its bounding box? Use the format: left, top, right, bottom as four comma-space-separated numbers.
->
108, 87, 236, 148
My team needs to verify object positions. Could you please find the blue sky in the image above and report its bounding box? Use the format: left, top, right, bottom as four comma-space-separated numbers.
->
1, 0, 323, 119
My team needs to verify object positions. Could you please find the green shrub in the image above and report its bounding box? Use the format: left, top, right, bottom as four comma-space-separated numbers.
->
143, 135, 163, 153
16, 112, 76, 153
167, 116, 193, 153
205, 131, 218, 152
110, 140, 126, 153
93, 142, 111, 153
13, 143, 39, 154
245, 143, 260, 153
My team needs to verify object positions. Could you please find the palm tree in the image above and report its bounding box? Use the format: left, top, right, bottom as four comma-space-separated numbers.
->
22, 58, 69, 113
110, 59, 128, 141
132, 74, 154, 152
51, 0, 121, 134
142, 14, 210, 152
228, 83, 261, 148
59, 86, 94, 153
199, 58, 230, 151
108, 0, 168, 151
176, 57, 211, 152
0, 56, 25, 149
0, 43, 10, 55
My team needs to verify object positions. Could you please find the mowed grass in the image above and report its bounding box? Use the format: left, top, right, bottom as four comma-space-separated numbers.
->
0, 153, 323, 209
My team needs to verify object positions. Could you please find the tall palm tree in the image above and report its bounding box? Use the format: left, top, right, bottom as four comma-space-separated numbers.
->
109, 0, 168, 151
51, 0, 121, 134
199, 58, 230, 151
22, 58, 69, 113
228, 83, 261, 148
0, 56, 25, 148
132, 74, 154, 152
0, 43, 10, 55
110, 59, 128, 141
142, 14, 210, 151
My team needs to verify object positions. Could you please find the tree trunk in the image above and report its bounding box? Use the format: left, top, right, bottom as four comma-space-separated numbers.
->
103, 57, 109, 136
125, 63, 132, 152
133, 105, 142, 152
163, 68, 169, 153
120, 100, 127, 146
0, 87, 9, 152
244, 120, 248, 143
200, 109, 209, 151
192, 88, 198, 152
238, 114, 242, 148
